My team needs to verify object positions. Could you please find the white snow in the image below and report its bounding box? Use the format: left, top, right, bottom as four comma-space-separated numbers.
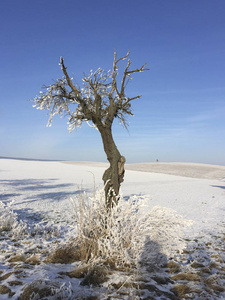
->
0, 158, 225, 299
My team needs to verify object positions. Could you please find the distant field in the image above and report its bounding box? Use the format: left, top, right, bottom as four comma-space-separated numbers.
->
62, 161, 225, 180
125, 162, 225, 180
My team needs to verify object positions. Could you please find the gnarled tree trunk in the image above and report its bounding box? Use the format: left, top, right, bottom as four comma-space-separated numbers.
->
99, 126, 126, 209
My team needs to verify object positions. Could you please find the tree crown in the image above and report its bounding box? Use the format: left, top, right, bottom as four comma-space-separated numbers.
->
32, 51, 148, 132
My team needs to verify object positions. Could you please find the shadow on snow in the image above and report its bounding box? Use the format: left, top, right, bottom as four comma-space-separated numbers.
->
211, 185, 225, 190
0, 179, 72, 190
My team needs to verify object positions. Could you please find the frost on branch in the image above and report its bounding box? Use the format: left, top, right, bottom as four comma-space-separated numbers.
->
33, 78, 84, 130
32, 51, 148, 132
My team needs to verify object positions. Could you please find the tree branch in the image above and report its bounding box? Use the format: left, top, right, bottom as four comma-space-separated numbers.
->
127, 95, 141, 102
126, 63, 149, 74
82, 76, 103, 120
60, 57, 97, 122
120, 58, 132, 97
60, 57, 80, 97
115, 49, 130, 65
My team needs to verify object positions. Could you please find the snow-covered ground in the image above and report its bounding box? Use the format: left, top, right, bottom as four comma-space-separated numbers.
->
0, 158, 225, 299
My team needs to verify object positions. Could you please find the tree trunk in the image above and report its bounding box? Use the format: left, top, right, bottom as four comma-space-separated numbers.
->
99, 126, 125, 210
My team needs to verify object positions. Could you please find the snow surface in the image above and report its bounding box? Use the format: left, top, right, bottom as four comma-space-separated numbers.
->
0, 158, 225, 299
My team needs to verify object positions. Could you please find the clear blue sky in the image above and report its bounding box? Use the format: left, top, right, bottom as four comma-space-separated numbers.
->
0, 0, 225, 165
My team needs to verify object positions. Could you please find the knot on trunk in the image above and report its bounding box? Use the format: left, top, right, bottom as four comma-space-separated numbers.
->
102, 155, 126, 210
118, 156, 126, 183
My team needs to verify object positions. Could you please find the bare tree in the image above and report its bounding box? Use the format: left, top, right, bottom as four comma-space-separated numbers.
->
32, 51, 148, 209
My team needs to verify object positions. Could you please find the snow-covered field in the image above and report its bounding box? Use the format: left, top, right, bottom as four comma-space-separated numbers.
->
0, 158, 225, 299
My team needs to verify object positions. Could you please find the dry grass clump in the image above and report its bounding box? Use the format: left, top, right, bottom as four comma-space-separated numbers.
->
171, 284, 192, 298
80, 265, 109, 286
0, 272, 14, 281
204, 275, 225, 292
19, 279, 72, 300
44, 189, 147, 291
47, 243, 81, 264
171, 272, 201, 282
26, 254, 41, 265
0, 201, 27, 239
19, 283, 53, 300
209, 261, 221, 270
211, 254, 224, 263
0, 285, 15, 297
199, 267, 211, 274
66, 265, 90, 278
103, 257, 131, 272
167, 260, 180, 274
68, 189, 144, 270
190, 261, 205, 269
62, 264, 109, 287
7, 255, 26, 263
8, 280, 23, 286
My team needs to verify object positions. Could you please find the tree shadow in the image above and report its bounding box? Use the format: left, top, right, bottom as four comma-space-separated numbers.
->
211, 185, 225, 190
0, 193, 22, 202
138, 236, 178, 299
139, 236, 168, 272
123, 193, 144, 202
0, 179, 72, 191
22, 189, 87, 204
0, 178, 91, 225
12, 207, 46, 224
0, 178, 90, 204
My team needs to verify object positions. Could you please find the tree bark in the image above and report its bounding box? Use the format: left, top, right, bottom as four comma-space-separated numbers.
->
99, 126, 125, 209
